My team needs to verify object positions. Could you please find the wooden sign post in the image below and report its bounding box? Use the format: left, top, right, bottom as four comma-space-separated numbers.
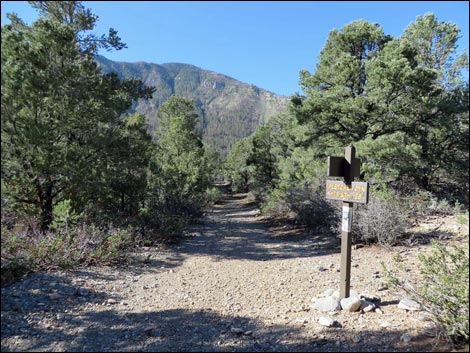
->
326, 145, 369, 299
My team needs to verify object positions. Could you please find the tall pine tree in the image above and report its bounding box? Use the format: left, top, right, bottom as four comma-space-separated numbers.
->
1, 1, 154, 229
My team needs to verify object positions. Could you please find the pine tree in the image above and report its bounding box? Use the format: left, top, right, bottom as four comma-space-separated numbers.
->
1, 1, 154, 229
150, 96, 210, 217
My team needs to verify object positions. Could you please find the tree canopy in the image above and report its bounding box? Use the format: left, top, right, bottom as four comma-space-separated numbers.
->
225, 13, 468, 227
1, 1, 154, 229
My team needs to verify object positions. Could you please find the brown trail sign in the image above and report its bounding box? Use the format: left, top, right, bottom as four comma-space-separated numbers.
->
326, 145, 369, 299
326, 180, 369, 204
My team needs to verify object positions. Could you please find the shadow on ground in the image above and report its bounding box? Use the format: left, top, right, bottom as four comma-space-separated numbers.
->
1, 298, 451, 352
171, 192, 341, 264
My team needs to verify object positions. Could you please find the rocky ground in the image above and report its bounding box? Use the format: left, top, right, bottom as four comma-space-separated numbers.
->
1, 192, 468, 352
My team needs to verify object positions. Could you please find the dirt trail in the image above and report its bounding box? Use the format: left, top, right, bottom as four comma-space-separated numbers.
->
1, 192, 461, 352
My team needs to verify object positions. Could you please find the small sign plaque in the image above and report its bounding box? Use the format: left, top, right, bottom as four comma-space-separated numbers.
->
341, 204, 353, 232
325, 180, 369, 204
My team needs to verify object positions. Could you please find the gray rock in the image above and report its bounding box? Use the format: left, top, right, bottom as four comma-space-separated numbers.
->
398, 298, 421, 311
340, 296, 362, 312
230, 327, 244, 335
313, 296, 341, 312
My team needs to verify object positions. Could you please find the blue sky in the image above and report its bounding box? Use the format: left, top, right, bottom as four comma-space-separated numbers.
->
1, 1, 469, 96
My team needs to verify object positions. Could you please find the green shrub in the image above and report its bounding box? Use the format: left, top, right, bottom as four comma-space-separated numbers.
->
205, 186, 222, 205
50, 199, 82, 230
456, 210, 469, 227
383, 241, 469, 347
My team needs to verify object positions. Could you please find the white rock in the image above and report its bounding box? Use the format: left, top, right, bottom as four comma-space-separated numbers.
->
318, 316, 335, 327
360, 299, 376, 312
340, 296, 362, 312
313, 297, 341, 312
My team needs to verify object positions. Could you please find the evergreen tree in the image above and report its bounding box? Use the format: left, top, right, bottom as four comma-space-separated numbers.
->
292, 20, 391, 150
98, 113, 154, 221
225, 137, 253, 192
1, 1, 154, 229
291, 16, 468, 196
151, 96, 210, 217
247, 125, 279, 202
364, 13, 469, 192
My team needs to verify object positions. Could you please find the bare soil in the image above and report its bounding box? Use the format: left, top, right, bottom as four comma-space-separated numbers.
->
1, 191, 468, 352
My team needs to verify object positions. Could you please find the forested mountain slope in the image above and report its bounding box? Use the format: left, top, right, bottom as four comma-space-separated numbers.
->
96, 55, 288, 154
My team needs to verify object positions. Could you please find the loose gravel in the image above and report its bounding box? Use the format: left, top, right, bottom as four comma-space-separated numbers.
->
2, 192, 466, 352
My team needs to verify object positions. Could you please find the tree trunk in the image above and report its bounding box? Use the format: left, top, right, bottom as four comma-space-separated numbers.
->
39, 179, 54, 231
419, 174, 431, 191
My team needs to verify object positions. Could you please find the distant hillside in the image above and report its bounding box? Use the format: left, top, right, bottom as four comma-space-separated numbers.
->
96, 55, 289, 155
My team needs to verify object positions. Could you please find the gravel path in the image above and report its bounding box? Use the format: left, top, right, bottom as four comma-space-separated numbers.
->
1, 192, 463, 352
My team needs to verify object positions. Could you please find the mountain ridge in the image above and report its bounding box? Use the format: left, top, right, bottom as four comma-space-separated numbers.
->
99, 56, 280, 94
95, 55, 289, 154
